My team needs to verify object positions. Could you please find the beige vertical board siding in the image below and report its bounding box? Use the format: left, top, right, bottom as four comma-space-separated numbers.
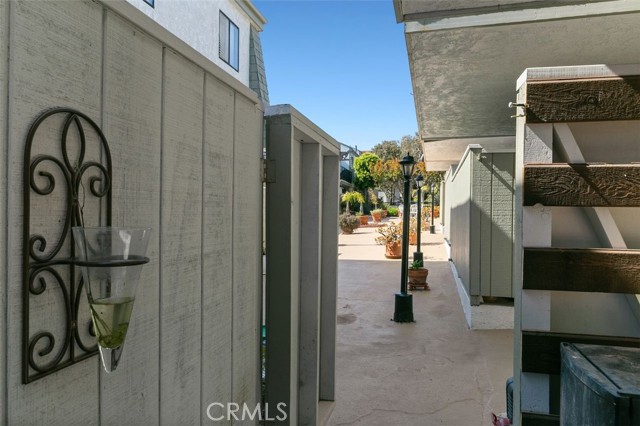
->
450, 154, 472, 295
101, 10, 162, 424
319, 154, 339, 402
201, 74, 235, 425
264, 117, 294, 418
0, 0, 7, 423
289, 139, 302, 424
6, 1, 102, 423
491, 153, 514, 297
298, 143, 321, 425
160, 49, 204, 425
232, 94, 262, 412
476, 153, 493, 297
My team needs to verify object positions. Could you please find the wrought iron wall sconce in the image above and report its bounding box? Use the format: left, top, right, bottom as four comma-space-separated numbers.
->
23, 108, 112, 383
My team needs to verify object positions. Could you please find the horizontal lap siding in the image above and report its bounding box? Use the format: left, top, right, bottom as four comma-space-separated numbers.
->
524, 164, 640, 207
526, 77, 640, 123
524, 248, 640, 293
519, 74, 640, 424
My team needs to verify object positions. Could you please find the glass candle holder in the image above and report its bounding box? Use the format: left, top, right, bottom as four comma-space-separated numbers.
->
72, 227, 151, 373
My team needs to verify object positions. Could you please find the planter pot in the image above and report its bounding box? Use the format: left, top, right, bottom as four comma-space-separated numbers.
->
381, 210, 388, 218
408, 267, 429, 290
385, 241, 401, 259
409, 232, 417, 245
372, 211, 383, 223
341, 227, 354, 234
359, 215, 369, 225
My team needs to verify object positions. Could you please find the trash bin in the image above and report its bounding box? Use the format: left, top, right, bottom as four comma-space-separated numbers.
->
561, 343, 640, 426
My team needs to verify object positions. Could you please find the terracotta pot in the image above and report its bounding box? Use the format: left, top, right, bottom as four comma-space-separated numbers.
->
409, 232, 417, 245
381, 210, 388, 218
359, 215, 369, 225
385, 241, 401, 259
372, 211, 382, 222
408, 267, 428, 283
341, 228, 353, 234
408, 267, 430, 290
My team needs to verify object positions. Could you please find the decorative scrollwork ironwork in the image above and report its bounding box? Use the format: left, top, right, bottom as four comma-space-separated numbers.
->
23, 108, 111, 383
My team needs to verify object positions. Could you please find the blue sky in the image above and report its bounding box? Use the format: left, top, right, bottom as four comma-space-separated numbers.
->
254, 0, 418, 151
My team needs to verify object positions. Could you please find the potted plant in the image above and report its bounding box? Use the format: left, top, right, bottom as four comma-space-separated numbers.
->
341, 191, 365, 215
356, 212, 369, 225
371, 209, 383, 223
339, 213, 360, 234
408, 259, 429, 290
375, 221, 402, 258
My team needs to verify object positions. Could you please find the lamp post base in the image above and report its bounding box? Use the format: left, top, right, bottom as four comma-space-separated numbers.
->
412, 251, 423, 267
393, 292, 414, 323
429, 225, 436, 234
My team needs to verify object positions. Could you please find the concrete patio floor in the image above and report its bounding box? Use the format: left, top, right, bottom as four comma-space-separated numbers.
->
327, 221, 513, 426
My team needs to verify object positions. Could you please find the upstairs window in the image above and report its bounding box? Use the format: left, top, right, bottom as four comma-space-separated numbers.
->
219, 11, 239, 71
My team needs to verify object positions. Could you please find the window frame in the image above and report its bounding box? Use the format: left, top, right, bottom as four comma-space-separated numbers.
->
219, 11, 240, 72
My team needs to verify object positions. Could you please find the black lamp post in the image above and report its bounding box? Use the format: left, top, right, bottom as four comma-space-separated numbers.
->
430, 182, 436, 234
413, 174, 424, 267
393, 153, 415, 323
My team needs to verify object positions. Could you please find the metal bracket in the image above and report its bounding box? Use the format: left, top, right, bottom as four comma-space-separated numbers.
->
23, 108, 112, 383
509, 101, 527, 118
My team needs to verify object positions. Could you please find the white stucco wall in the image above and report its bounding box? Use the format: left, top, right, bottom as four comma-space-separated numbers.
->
126, 0, 252, 86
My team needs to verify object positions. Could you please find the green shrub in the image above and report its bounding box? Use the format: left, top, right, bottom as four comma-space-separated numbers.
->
339, 213, 360, 233
386, 207, 399, 217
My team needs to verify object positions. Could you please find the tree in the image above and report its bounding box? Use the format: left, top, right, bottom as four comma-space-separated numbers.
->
413, 161, 445, 203
341, 191, 365, 214
367, 188, 379, 209
414, 161, 444, 191
371, 159, 403, 204
400, 133, 423, 161
353, 152, 379, 191
371, 140, 402, 161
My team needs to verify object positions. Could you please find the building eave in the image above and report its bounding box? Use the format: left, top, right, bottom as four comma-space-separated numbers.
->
235, 0, 267, 31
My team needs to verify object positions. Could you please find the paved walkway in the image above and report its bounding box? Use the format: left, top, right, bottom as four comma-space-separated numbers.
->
328, 221, 513, 426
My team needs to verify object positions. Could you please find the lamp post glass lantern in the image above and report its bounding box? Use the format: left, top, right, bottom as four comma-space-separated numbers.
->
394, 153, 415, 323
413, 175, 424, 267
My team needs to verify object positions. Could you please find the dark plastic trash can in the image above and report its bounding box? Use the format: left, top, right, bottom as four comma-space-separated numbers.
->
561, 343, 640, 426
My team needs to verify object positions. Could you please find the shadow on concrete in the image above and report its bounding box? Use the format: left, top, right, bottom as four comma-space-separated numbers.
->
329, 254, 514, 426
